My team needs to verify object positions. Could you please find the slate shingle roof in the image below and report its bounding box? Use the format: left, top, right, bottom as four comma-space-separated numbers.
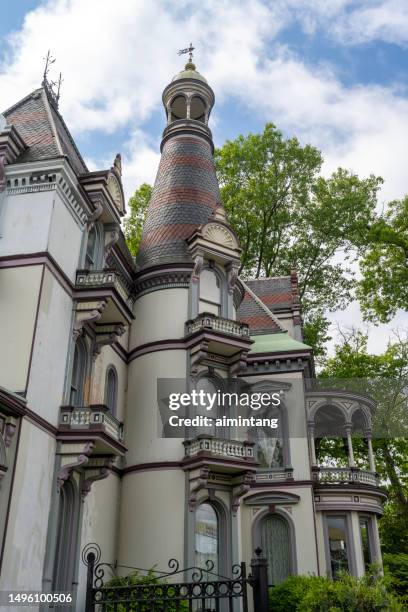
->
136, 135, 220, 270
237, 280, 286, 336
3, 87, 87, 176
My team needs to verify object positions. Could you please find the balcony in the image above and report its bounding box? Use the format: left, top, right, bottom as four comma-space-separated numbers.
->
186, 313, 250, 339
185, 313, 252, 372
58, 405, 126, 456
182, 435, 257, 474
312, 466, 380, 488
75, 269, 134, 325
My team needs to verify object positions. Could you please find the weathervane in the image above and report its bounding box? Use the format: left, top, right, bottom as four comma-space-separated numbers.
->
178, 43, 195, 64
41, 50, 63, 108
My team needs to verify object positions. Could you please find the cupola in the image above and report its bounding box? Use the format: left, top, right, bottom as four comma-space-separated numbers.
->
161, 56, 215, 151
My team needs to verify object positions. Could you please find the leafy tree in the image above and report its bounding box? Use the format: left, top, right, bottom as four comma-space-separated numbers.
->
214, 124, 382, 347
123, 183, 152, 256
357, 197, 408, 323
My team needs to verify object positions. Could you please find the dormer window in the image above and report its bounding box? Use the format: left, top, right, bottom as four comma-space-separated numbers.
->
199, 268, 221, 315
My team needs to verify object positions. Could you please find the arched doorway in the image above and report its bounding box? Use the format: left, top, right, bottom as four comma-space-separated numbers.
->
260, 513, 292, 585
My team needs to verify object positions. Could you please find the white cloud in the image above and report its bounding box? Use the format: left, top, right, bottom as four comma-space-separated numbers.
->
0, 0, 407, 344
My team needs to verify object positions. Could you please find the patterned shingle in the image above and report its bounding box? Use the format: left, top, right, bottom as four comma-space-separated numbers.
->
3, 87, 87, 175
237, 281, 285, 336
136, 135, 221, 270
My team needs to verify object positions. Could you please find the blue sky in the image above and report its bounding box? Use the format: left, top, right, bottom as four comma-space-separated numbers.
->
0, 0, 407, 351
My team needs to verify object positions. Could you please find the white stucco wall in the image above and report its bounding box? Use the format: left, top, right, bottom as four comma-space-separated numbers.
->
0, 191, 54, 256
47, 192, 83, 282
130, 288, 188, 348
118, 469, 185, 571
0, 421, 55, 593
0, 265, 43, 392
125, 350, 187, 464
27, 268, 73, 425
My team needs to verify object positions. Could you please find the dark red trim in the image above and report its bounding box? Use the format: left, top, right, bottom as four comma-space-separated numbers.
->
56, 430, 127, 455
25, 407, 58, 437
0, 388, 27, 417
128, 339, 186, 363
111, 341, 128, 363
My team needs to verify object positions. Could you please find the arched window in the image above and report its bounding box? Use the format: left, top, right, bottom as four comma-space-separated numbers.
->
105, 366, 118, 416
85, 224, 102, 269
261, 513, 291, 585
190, 96, 206, 123
70, 338, 87, 406
195, 502, 219, 574
52, 478, 80, 592
199, 268, 221, 316
170, 95, 187, 120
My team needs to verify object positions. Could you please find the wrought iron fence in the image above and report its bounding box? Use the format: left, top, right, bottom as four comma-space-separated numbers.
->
83, 543, 269, 612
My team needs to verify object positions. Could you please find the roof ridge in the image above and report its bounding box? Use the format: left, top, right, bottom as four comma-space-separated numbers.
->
240, 279, 287, 333
41, 89, 63, 156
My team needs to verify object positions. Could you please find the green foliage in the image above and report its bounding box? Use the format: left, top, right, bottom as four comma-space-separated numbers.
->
358, 197, 408, 323
214, 123, 382, 340
380, 505, 408, 555
303, 311, 332, 363
123, 183, 152, 256
102, 570, 188, 612
268, 572, 403, 611
383, 553, 408, 601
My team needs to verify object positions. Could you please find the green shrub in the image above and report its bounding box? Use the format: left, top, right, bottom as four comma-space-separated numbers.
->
268, 572, 404, 612
101, 570, 188, 612
383, 553, 408, 601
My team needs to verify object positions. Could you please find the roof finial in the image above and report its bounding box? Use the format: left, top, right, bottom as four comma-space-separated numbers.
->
42, 50, 56, 86
41, 51, 63, 109
178, 43, 196, 70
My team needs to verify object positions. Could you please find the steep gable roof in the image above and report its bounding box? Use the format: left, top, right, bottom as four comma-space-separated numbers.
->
243, 276, 296, 312
3, 87, 87, 176
237, 280, 286, 335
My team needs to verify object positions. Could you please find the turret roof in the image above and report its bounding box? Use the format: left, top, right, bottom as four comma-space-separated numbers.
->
3, 87, 87, 176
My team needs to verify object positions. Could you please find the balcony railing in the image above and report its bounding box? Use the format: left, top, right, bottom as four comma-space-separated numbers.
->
312, 466, 380, 487
184, 435, 255, 462
59, 405, 124, 443
76, 269, 131, 306
185, 313, 250, 339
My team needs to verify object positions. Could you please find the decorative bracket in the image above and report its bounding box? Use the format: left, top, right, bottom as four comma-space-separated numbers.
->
92, 323, 126, 359
81, 456, 114, 500
188, 466, 210, 511
227, 263, 239, 294
3, 418, 17, 448
73, 300, 107, 339
57, 441, 95, 490
86, 201, 103, 229
104, 226, 120, 260
191, 254, 204, 283
232, 472, 254, 515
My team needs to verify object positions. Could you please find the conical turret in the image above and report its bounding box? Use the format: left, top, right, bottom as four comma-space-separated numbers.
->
136, 59, 221, 270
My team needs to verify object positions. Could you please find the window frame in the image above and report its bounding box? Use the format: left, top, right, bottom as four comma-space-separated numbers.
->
104, 365, 118, 416
69, 337, 88, 407
198, 265, 224, 317
323, 512, 357, 578
358, 514, 375, 571
84, 222, 103, 270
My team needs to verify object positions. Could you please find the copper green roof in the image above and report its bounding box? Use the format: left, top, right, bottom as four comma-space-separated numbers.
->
249, 332, 311, 354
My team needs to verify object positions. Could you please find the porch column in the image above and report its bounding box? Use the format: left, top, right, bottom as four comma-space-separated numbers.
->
345, 424, 355, 468
365, 431, 376, 472
308, 422, 317, 466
